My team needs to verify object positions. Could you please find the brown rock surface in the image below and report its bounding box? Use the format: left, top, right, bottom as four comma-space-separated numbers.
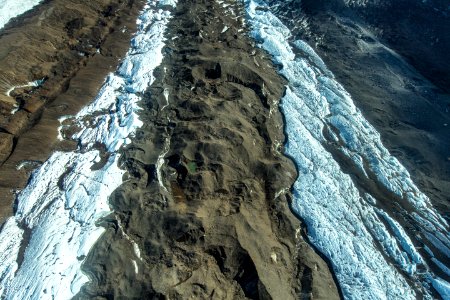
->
0, 133, 13, 165
76, 1, 339, 299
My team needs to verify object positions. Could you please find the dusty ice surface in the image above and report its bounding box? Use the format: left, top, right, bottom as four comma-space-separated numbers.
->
245, 0, 450, 299
0, 1, 176, 299
0, 0, 42, 29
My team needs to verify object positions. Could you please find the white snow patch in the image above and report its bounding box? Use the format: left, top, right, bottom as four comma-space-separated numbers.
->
156, 136, 171, 195
5, 79, 44, 97
116, 217, 142, 262
6, 79, 45, 114
57, 115, 75, 141
161, 88, 170, 111
133, 242, 142, 260
10, 105, 19, 115
132, 260, 138, 274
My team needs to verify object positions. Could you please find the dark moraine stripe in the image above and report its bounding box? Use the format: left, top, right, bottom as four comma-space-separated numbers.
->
76, 0, 339, 299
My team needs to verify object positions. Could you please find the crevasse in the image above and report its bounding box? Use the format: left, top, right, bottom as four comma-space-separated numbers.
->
244, 0, 450, 299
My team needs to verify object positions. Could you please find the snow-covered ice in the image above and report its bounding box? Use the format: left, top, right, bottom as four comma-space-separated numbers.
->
0, 0, 42, 30
0, 1, 176, 299
244, 0, 450, 299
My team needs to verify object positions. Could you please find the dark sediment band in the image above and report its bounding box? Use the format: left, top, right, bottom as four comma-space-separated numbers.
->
76, 0, 339, 299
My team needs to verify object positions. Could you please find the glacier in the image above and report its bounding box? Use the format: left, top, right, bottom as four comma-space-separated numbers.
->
0, 0, 42, 30
0, 0, 175, 299
244, 0, 450, 299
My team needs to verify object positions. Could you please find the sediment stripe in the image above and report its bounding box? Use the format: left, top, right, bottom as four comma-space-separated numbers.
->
0, 1, 173, 298
75, 0, 339, 298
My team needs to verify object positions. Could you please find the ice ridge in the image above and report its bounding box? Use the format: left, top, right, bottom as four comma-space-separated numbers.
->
0, 1, 176, 299
244, 0, 450, 299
